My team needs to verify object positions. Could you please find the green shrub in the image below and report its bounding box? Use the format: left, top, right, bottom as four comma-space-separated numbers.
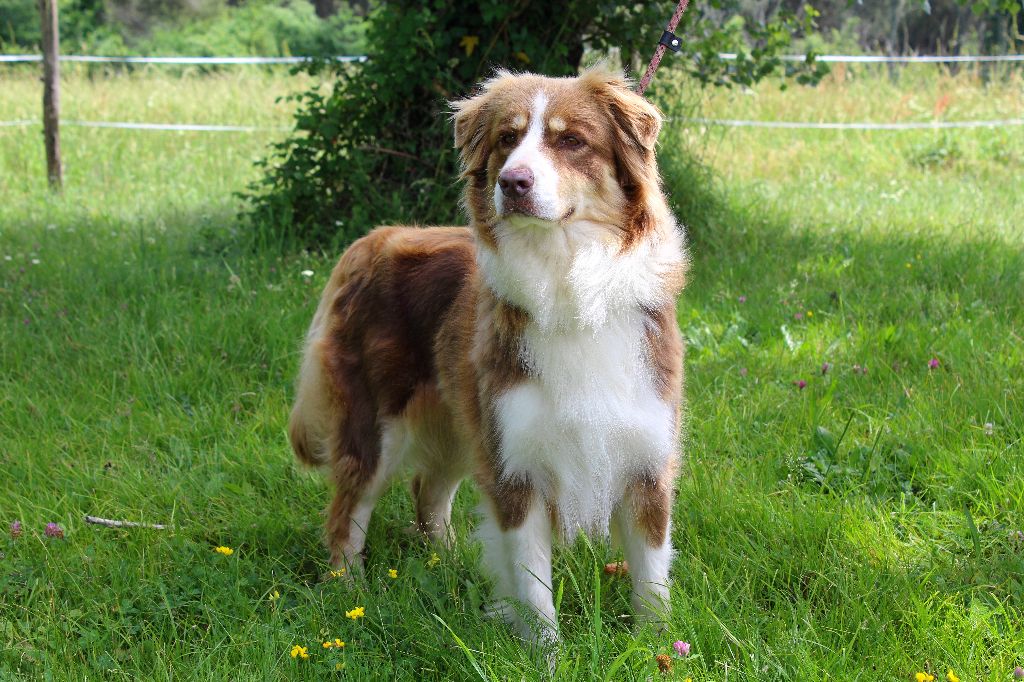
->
241, 0, 828, 249
135, 1, 367, 58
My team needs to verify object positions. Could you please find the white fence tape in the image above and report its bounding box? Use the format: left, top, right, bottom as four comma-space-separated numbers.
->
3, 117, 1022, 133
0, 119, 287, 132
1, 52, 1021, 65
715, 52, 1024, 63
0, 54, 366, 64
677, 117, 1024, 130
63, 119, 290, 132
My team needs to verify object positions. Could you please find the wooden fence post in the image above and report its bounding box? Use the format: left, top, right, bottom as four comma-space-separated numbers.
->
39, 0, 62, 190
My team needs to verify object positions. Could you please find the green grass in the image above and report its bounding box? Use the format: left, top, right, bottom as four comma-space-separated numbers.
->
2, 67, 1022, 680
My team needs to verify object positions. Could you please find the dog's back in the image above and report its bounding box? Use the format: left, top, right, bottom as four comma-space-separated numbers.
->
289, 226, 475, 473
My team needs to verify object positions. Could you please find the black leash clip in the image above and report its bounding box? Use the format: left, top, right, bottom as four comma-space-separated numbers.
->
659, 30, 682, 52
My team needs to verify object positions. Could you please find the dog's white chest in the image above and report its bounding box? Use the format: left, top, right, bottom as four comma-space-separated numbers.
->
495, 312, 675, 536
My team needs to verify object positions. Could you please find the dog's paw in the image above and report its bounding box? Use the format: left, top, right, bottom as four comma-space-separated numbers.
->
320, 554, 364, 583
632, 600, 671, 634
319, 567, 353, 584
528, 624, 560, 678
482, 599, 516, 624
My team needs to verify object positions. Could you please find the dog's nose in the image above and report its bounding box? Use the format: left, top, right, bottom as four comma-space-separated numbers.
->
498, 167, 535, 198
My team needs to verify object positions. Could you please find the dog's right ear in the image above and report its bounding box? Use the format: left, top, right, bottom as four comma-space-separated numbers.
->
451, 91, 490, 175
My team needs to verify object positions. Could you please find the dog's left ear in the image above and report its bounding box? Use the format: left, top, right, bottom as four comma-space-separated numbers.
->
584, 68, 663, 189
584, 68, 663, 246
606, 83, 662, 155
584, 68, 662, 151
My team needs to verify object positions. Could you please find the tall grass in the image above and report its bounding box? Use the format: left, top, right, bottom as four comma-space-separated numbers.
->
1, 66, 1022, 680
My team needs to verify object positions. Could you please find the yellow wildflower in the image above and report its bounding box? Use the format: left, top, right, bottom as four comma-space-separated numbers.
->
388, 568, 398, 579
345, 606, 365, 619
329, 568, 346, 579
459, 35, 479, 57
806, 310, 813, 317
269, 590, 280, 601
214, 546, 234, 556
323, 638, 345, 649
427, 552, 440, 568
947, 672, 959, 682
335, 662, 345, 671
916, 673, 935, 682
290, 645, 309, 660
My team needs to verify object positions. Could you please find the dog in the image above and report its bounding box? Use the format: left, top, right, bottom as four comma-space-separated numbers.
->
288, 66, 688, 643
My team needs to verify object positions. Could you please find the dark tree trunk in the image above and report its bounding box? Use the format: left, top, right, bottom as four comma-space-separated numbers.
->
313, 0, 338, 18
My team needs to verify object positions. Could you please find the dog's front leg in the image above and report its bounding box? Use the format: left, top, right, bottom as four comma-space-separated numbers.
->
480, 486, 558, 646
613, 475, 674, 627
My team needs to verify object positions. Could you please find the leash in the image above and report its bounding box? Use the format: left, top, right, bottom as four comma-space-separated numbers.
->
636, 0, 691, 95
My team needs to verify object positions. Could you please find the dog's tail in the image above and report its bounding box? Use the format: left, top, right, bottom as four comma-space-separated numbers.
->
289, 341, 334, 469
289, 229, 384, 470
289, 267, 343, 470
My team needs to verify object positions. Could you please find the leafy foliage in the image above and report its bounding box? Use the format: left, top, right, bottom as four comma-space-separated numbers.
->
0, 0, 367, 56
242, 0, 829, 248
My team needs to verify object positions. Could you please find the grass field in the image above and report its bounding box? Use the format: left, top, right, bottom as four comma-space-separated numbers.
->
1, 64, 1022, 680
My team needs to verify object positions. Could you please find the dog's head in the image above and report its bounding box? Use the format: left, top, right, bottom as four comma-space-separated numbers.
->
452, 66, 664, 247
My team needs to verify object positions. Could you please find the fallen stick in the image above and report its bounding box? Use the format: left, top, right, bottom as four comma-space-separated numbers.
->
84, 515, 170, 530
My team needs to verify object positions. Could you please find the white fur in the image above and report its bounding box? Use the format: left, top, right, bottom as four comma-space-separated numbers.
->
478, 496, 558, 644
494, 92, 561, 222
480, 216, 683, 539
478, 158, 685, 630
612, 505, 673, 623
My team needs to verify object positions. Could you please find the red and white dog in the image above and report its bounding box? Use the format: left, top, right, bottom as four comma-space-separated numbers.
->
289, 66, 688, 642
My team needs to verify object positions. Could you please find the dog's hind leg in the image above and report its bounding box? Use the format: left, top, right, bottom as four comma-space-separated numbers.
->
411, 472, 462, 547
324, 417, 406, 574
402, 386, 470, 547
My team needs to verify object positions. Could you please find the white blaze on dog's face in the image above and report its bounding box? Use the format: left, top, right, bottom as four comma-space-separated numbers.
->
492, 92, 564, 222
452, 67, 664, 248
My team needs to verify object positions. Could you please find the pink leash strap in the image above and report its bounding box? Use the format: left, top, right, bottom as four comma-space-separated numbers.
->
636, 0, 691, 95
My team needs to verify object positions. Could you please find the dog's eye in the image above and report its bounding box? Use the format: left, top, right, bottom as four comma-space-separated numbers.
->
559, 134, 584, 149
499, 132, 518, 147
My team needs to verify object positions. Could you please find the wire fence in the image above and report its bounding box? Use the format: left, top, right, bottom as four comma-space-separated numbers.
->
1, 51, 1022, 134
1, 52, 1022, 64
716, 52, 1024, 63
676, 117, 1024, 130
0, 54, 366, 64
4, 117, 1023, 133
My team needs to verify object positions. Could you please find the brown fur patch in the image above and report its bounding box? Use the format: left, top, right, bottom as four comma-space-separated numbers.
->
487, 475, 534, 531
291, 226, 479, 560
625, 471, 674, 547
642, 303, 685, 405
